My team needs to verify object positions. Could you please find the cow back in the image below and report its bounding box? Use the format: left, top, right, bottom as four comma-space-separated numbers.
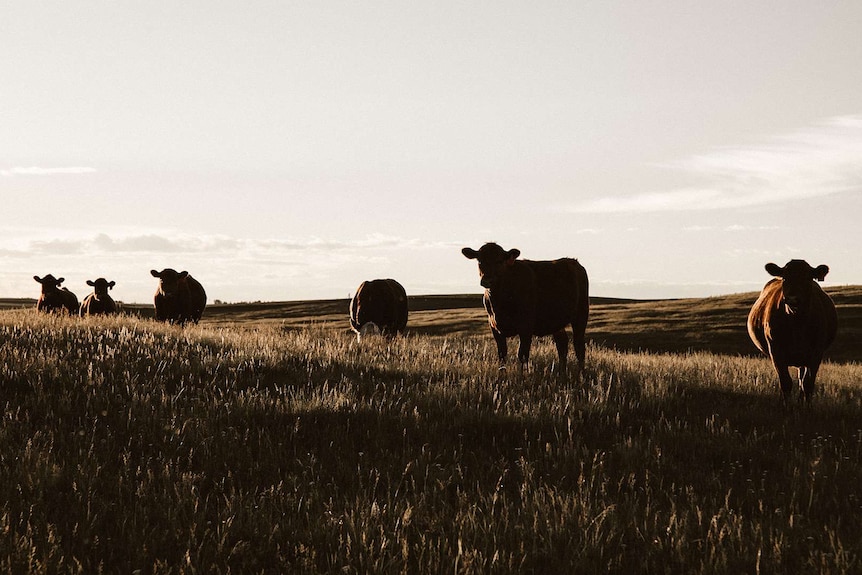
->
41, 289, 79, 314
487, 258, 587, 337
350, 279, 408, 334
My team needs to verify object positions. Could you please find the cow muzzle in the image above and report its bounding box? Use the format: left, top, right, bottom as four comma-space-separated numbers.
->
782, 297, 800, 315
480, 277, 497, 289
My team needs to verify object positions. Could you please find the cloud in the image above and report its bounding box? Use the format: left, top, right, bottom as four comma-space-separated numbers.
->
94, 233, 183, 253
14, 231, 456, 258
29, 239, 85, 255
570, 114, 862, 213
2, 229, 468, 301
250, 234, 461, 253
0, 166, 97, 177
683, 224, 782, 233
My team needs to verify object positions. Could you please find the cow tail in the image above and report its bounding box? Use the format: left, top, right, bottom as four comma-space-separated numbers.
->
349, 294, 361, 332
572, 260, 589, 368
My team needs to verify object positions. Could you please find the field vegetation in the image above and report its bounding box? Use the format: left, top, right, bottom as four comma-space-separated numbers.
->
1, 288, 861, 573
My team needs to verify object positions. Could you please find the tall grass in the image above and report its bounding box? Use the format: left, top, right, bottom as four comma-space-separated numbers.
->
1, 309, 861, 573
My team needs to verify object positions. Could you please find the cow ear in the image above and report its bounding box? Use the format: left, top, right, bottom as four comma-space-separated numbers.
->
87, 280, 96, 286
813, 265, 829, 282
179, 271, 189, 279
462, 248, 479, 260
506, 249, 520, 264
108, 281, 116, 289
765, 263, 783, 277
150, 270, 161, 278
56, 277, 65, 285
34, 275, 42, 283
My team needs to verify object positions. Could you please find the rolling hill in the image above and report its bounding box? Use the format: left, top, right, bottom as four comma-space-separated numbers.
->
5, 286, 859, 362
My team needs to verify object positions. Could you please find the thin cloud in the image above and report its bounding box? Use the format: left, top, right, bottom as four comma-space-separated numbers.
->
1, 166, 97, 177
29, 239, 85, 255
94, 233, 183, 253
2, 230, 466, 301
570, 115, 862, 213
683, 224, 782, 232
17, 232, 456, 257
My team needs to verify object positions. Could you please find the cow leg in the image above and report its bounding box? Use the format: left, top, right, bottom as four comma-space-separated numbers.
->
492, 329, 508, 369
516, 333, 532, 369
571, 321, 586, 378
772, 361, 795, 404
800, 363, 820, 404
552, 329, 568, 373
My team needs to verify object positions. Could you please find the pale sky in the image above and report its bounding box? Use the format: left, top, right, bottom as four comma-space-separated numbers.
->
3, 1, 862, 303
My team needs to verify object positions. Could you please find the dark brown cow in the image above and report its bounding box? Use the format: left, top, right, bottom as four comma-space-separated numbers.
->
79, 278, 118, 317
462, 243, 589, 375
150, 269, 207, 325
747, 260, 838, 403
349, 279, 408, 339
33, 274, 79, 314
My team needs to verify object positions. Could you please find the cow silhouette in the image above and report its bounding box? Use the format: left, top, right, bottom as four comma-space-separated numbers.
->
34, 274, 78, 314
748, 260, 837, 403
150, 269, 207, 325
462, 243, 589, 376
349, 279, 408, 340
79, 278, 118, 316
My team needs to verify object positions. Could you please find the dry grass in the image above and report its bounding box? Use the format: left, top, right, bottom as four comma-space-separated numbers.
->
1, 290, 861, 573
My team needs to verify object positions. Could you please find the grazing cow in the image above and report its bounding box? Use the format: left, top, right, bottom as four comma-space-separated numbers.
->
462, 243, 589, 375
79, 278, 118, 317
747, 260, 838, 403
33, 274, 79, 314
349, 279, 408, 339
150, 268, 207, 325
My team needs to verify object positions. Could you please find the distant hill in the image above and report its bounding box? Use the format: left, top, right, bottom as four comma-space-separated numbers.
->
586, 286, 862, 363
0, 298, 37, 309
5, 287, 860, 362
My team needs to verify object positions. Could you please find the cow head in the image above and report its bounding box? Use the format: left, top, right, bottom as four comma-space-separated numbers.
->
87, 278, 116, 301
34, 274, 64, 294
765, 260, 829, 315
357, 321, 381, 341
462, 243, 520, 289
151, 268, 188, 296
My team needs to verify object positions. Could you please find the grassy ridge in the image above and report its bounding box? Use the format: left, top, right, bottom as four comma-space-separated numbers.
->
1, 303, 862, 573
136, 285, 862, 361
7, 285, 860, 361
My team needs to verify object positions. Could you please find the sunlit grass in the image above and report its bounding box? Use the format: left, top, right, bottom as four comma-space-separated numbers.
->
1, 308, 861, 573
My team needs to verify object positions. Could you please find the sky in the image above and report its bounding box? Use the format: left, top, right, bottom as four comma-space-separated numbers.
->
3, 1, 862, 304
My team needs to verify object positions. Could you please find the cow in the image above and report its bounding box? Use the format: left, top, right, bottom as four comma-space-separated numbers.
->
747, 260, 838, 404
33, 274, 79, 314
150, 268, 207, 325
349, 278, 408, 340
79, 278, 118, 317
462, 243, 589, 376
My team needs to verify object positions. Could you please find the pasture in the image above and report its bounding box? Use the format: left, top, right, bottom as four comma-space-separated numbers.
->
1, 288, 862, 573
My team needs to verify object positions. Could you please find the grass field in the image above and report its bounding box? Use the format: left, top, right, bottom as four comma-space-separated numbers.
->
1, 288, 861, 573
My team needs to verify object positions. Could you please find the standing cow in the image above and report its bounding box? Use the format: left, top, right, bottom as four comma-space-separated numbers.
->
462, 243, 589, 376
150, 269, 207, 325
747, 260, 837, 404
79, 278, 118, 316
33, 274, 79, 314
349, 279, 408, 339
